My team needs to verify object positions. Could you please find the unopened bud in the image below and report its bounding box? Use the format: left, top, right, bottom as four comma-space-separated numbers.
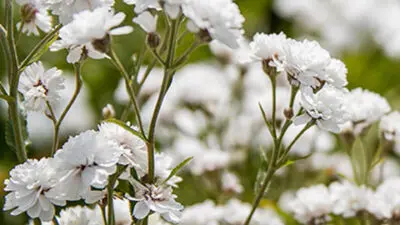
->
102, 104, 115, 119
262, 58, 276, 77
92, 34, 111, 53
147, 32, 161, 48
21, 4, 37, 23
198, 29, 212, 43
284, 108, 294, 119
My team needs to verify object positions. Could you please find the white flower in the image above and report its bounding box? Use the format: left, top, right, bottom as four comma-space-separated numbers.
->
53, 130, 122, 202
221, 171, 243, 194
247, 32, 288, 65
124, 0, 185, 19
133, 11, 158, 33
98, 122, 147, 167
127, 181, 183, 223
294, 85, 349, 133
344, 88, 390, 134
55, 205, 103, 225
322, 58, 348, 88
18, 61, 65, 112
282, 39, 332, 89
180, 200, 221, 225
182, 0, 245, 48
44, 0, 114, 24
367, 177, 400, 220
380, 111, 400, 141
16, 1, 52, 36
3, 158, 66, 221
329, 181, 372, 218
288, 184, 333, 224
51, 7, 133, 63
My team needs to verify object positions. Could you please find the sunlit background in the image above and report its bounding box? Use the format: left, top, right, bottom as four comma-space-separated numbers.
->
1, 0, 400, 224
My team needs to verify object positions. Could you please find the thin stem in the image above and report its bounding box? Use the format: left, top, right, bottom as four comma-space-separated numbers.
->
51, 63, 83, 155
137, 60, 156, 93
100, 204, 108, 225
45, 101, 57, 124
148, 47, 165, 66
18, 25, 62, 72
171, 41, 200, 69
146, 18, 179, 182
53, 217, 60, 225
5, 0, 27, 162
110, 49, 147, 139
0, 81, 8, 95
107, 184, 115, 225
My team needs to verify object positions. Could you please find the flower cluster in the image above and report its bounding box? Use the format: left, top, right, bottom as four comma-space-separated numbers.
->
3, 122, 183, 222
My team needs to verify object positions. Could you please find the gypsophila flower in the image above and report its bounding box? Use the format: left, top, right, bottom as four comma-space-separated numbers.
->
133, 11, 158, 33
16, 0, 52, 36
367, 177, 400, 220
329, 181, 372, 218
127, 180, 183, 223
44, 0, 115, 24
380, 111, 400, 140
3, 158, 66, 221
53, 130, 122, 202
221, 171, 243, 194
322, 58, 348, 88
294, 85, 349, 133
98, 122, 147, 167
288, 184, 333, 224
51, 7, 133, 63
247, 32, 288, 67
182, 0, 245, 48
18, 61, 65, 112
343, 88, 391, 134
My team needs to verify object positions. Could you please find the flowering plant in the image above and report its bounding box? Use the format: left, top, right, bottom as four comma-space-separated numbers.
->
1, 1, 400, 225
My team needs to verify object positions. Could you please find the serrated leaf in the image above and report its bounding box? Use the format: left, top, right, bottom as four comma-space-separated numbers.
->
162, 157, 192, 185
350, 137, 368, 185
104, 118, 146, 140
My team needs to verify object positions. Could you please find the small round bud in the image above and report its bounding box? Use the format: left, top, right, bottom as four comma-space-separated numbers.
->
283, 108, 294, 120
21, 4, 38, 23
147, 32, 161, 49
102, 104, 115, 119
92, 34, 111, 53
198, 29, 212, 43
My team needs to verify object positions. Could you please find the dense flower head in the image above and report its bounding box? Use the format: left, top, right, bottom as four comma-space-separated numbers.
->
16, 0, 52, 36
51, 7, 133, 63
182, 0, 245, 48
380, 111, 400, 141
127, 181, 183, 223
53, 130, 122, 202
3, 158, 66, 221
343, 88, 391, 134
248, 32, 288, 65
288, 184, 333, 224
18, 61, 65, 112
294, 86, 350, 133
43, 0, 115, 24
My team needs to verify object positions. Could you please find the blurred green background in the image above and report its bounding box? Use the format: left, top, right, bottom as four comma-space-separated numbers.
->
1, 0, 400, 224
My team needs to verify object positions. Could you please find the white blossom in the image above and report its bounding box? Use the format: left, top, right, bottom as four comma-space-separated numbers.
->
294, 85, 349, 133
44, 0, 115, 24
18, 61, 64, 112
3, 158, 66, 221
221, 171, 243, 194
133, 11, 158, 33
247, 32, 288, 66
53, 130, 122, 202
127, 181, 183, 223
16, 0, 52, 36
182, 0, 245, 48
180, 200, 221, 225
288, 184, 333, 224
51, 7, 133, 63
329, 181, 372, 218
343, 88, 391, 134
380, 111, 400, 140
367, 177, 400, 220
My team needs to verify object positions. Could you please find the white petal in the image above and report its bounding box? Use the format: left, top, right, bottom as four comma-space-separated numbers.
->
110, 26, 133, 35
293, 114, 312, 125
133, 201, 150, 219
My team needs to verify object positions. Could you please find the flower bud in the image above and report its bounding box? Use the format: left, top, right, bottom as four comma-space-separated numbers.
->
147, 32, 161, 49
198, 29, 212, 43
102, 104, 115, 119
284, 108, 294, 119
21, 4, 37, 23
92, 34, 111, 53
262, 58, 276, 77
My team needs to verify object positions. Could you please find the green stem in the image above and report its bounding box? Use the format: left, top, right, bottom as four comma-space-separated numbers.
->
107, 184, 115, 225
18, 25, 62, 72
146, 18, 179, 182
100, 204, 108, 225
5, 0, 27, 162
110, 49, 147, 140
51, 63, 82, 155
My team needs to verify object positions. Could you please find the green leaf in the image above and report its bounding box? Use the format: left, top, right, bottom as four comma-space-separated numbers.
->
350, 137, 368, 185
104, 118, 146, 141
28, 32, 59, 65
162, 157, 193, 184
